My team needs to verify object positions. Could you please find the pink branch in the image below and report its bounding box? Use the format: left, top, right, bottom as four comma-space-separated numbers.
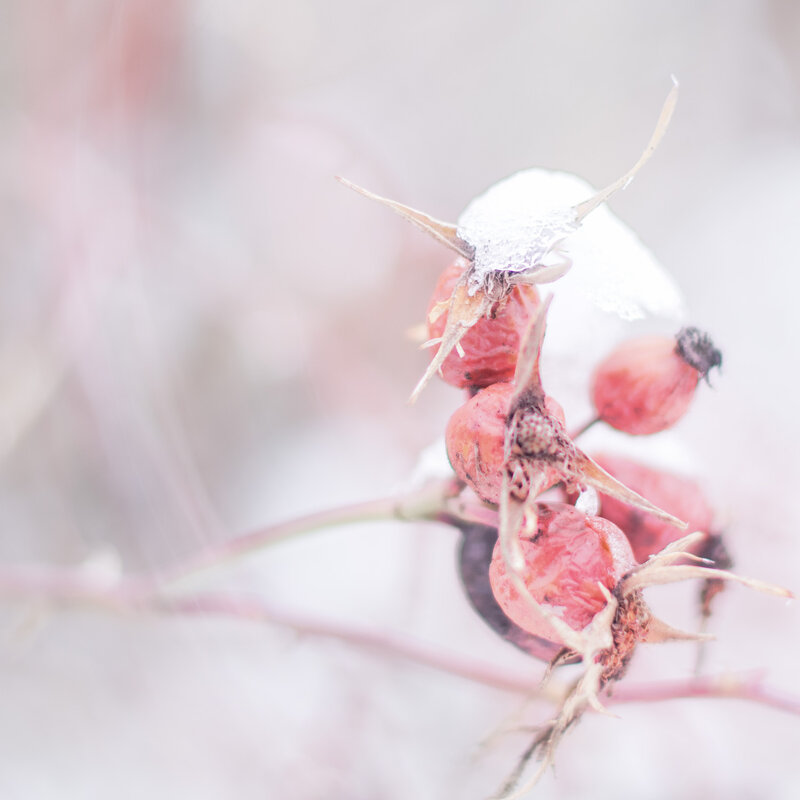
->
160, 476, 461, 583
1, 562, 799, 719
608, 674, 800, 717
157, 590, 548, 696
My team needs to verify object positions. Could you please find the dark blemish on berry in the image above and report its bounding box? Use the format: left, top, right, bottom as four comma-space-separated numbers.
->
675, 327, 722, 382
506, 386, 546, 420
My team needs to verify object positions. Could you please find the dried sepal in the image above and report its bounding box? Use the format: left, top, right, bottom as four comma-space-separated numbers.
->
623, 563, 793, 598
493, 584, 624, 799
643, 616, 714, 644
410, 278, 491, 402
620, 532, 792, 599
497, 474, 583, 653
575, 453, 687, 530
334, 175, 472, 258
509, 295, 552, 405
459, 79, 678, 298
572, 77, 678, 223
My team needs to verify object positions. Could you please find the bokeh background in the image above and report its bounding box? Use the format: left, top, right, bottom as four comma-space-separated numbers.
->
1, 2, 799, 798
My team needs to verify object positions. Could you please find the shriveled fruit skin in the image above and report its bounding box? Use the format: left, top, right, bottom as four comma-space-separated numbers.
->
489, 503, 636, 644
591, 336, 698, 435
428, 259, 540, 390
445, 382, 566, 504
456, 522, 575, 662
593, 453, 714, 563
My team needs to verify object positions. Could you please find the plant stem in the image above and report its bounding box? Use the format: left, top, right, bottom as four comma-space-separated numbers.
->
160, 476, 461, 584
1, 561, 799, 719
570, 416, 600, 440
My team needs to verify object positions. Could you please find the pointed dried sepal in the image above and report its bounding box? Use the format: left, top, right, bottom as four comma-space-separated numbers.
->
335, 176, 472, 258
647, 530, 707, 558
510, 294, 552, 406
644, 616, 715, 644
498, 469, 530, 575
496, 477, 586, 653
575, 452, 687, 530
409, 279, 490, 402
623, 564, 793, 599
573, 78, 679, 222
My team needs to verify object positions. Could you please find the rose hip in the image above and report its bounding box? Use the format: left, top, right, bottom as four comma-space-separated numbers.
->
427, 259, 540, 390
488, 502, 637, 645
591, 327, 722, 435
445, 381, 566, 504
592, 453, 714, 562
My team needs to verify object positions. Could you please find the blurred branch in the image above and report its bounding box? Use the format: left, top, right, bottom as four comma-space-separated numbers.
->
161, 476, 462, 584
0, 561, 799, 719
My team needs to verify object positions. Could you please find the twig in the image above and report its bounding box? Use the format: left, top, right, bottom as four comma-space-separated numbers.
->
609, 674, 800, 717
160, 476, 460, 584
1, 562, 799, 719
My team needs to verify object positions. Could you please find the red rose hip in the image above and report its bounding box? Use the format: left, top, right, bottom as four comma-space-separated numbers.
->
445, 381, 566, 504
591, 327, 721, 435
488, 502, 637, 644
427, 259, 540, 390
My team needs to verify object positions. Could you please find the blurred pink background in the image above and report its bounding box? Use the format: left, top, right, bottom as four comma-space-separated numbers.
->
1, 3, 799, 798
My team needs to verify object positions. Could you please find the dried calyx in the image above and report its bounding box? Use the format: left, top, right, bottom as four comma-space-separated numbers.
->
675, 326, 722, 380
338, 80, 679, 401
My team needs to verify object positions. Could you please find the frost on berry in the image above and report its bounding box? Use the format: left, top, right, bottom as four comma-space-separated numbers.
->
591, 327, 722, 435
426, 259, 540, 390
338, 81, 679, 401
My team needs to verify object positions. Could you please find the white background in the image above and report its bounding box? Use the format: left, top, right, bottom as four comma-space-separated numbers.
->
0, 2, 798, 798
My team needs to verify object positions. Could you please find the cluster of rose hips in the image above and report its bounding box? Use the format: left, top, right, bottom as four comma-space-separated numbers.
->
340, 82, 786, 793
419, 257, 741, 790
432, 257, 725, 664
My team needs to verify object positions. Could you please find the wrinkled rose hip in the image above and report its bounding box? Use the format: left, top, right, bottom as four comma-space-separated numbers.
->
592, 453, 715, 562
427, 259, 541, 390
591, 327, 722, 435
488, 503, 636, 644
